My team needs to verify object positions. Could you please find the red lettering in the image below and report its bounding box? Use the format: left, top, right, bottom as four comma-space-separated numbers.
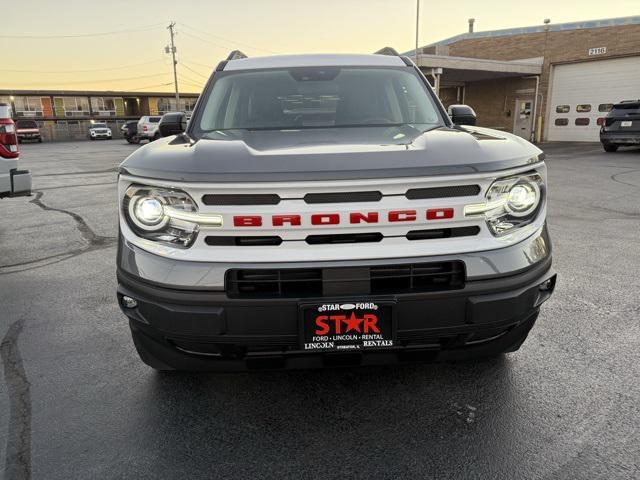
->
311, 213, 340, 225
388, 210, 417, 222
349, 212, 379, 224
272, 214, 301, 227
363, 314, 380, 333
234, 216, 262, 227
315, 315, 330, 335
330, 315, 345, 334
426, 208, 454, 220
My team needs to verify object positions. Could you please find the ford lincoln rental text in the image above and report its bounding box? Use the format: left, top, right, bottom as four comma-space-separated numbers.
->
116, 51, 556, 371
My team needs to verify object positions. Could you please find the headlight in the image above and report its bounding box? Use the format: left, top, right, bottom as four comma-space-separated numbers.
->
465, 172, 544, 236
123, 185, 200, 248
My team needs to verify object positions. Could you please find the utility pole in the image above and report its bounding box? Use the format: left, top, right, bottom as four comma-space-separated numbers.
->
167, 22, 179, 104
415, 0, 420, 64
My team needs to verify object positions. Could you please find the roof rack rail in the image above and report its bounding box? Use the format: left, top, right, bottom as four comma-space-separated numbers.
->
226, 50, 248, 61
374, 47, 400, 56
374, 47, 414, 67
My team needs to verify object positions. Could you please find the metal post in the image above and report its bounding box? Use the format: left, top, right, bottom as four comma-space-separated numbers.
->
168, 22, 180, 104
415, 0, 420, 64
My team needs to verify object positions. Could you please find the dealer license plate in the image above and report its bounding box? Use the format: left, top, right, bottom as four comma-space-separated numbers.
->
621, 121, 633, 127
300, 301, 395, 352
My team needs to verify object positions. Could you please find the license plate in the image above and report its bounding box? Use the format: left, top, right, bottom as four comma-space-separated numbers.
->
300, 301, 395, 351
621, 121, 633, 127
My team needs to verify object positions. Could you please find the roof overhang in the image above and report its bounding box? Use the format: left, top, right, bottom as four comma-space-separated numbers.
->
416, 54, 543, 84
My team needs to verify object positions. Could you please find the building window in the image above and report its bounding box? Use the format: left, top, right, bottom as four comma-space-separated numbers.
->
91, 97, 119, 116
554, 118, 569, 126
598, 103, 613, 112
56, 97, 90, 117
157, 98, 178, 114
179, 98, 198, 112
575, 118, 590, 126
13, 96, 44, 117
576, 104, 591, 113
556, 105, 570, 113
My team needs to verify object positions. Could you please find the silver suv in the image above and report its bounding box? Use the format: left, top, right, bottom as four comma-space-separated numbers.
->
117, 51, 556, 371
136, 116, 162, 142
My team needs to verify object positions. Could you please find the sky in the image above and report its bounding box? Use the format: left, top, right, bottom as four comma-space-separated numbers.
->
2, 0, 639, 93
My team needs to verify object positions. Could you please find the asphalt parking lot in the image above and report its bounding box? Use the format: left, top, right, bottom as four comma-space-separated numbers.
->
1, 139, 639, 479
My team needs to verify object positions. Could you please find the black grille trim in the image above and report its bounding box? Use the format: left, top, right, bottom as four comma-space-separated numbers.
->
406, 226, 480, 240
406, 185, 480, 199
306, 232, 383, 245
226, 261, 465, 298
202, 194, 281, 205
304, 191, 383, 204
205, 236, 283, 246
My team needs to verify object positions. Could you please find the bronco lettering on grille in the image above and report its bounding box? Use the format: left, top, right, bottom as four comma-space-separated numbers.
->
233, 208, 454, 227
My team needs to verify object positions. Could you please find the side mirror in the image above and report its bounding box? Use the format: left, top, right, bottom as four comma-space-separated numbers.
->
159, 112, 187, 137
448, 104, 477, 126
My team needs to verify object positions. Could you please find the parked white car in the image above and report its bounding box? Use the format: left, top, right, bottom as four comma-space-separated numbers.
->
88, 122, 112, 140
137, 116, 162, 142
0, 103, 32, 198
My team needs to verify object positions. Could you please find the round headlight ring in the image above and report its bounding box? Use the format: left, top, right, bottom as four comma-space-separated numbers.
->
128, 194, 169, 231
505, 180, 540, 217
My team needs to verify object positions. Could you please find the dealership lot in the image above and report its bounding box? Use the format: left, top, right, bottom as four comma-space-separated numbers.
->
1, 141, 639, 479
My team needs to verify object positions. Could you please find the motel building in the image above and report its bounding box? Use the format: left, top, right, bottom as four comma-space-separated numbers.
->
0, 90, 199, 141
408, 15, 640, 142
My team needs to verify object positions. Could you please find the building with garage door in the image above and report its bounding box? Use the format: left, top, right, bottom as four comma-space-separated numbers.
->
407, 15, 640, 142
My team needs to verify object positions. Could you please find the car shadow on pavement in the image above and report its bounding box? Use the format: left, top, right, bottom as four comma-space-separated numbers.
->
132, 357, 519, 476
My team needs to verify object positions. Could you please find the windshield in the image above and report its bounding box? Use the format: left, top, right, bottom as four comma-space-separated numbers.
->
195, 66, 443, 133
92, 123, 107, 128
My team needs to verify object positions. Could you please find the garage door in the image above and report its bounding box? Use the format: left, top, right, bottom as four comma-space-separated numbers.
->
547, 56, 640, 141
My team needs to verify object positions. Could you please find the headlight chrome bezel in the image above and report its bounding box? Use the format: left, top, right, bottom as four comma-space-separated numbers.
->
122, 185, 201, 248
465, 171, 545, 237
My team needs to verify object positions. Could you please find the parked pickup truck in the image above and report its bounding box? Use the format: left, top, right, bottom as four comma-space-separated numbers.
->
117, 51, 556, 371
0, 104, 32, 198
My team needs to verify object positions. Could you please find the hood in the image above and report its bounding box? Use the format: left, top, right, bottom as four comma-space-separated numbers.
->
120, 125, 543, 182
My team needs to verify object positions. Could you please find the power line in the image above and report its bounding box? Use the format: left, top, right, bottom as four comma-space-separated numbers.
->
128, 82, 174, 92
180, 30, 232, 51
181, 59, 213, 70
0, 59, 165, 74
0, 23, 166, 39
179, 22, 278, 54
16, 72, 171, 87
180, 63, 210, 80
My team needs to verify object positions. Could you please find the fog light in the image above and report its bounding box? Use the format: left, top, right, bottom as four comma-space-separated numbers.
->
539, 279, 553, 291
122, 296, 138, 309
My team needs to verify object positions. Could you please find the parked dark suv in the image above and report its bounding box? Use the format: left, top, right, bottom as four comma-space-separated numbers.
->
600, 100, 640, 152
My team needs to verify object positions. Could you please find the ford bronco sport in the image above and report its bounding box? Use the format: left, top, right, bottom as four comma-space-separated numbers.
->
117, 51, 556, 371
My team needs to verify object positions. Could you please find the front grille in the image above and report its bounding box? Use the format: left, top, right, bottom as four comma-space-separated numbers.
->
226, 261, 465, 298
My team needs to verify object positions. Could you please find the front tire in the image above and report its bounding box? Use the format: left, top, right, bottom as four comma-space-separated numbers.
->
603, 143, 618, 152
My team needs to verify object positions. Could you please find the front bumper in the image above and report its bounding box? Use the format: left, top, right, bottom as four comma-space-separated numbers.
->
118, 252, 556, 371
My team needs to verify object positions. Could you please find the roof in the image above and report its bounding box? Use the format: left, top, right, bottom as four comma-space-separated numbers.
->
223, 53, 406, 71
409, 15, 640, 52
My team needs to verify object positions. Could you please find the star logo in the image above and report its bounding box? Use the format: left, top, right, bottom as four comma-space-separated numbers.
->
344, 312, 363, 333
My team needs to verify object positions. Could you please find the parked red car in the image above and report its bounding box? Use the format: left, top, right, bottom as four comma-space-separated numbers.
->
16, 119, 42, 143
